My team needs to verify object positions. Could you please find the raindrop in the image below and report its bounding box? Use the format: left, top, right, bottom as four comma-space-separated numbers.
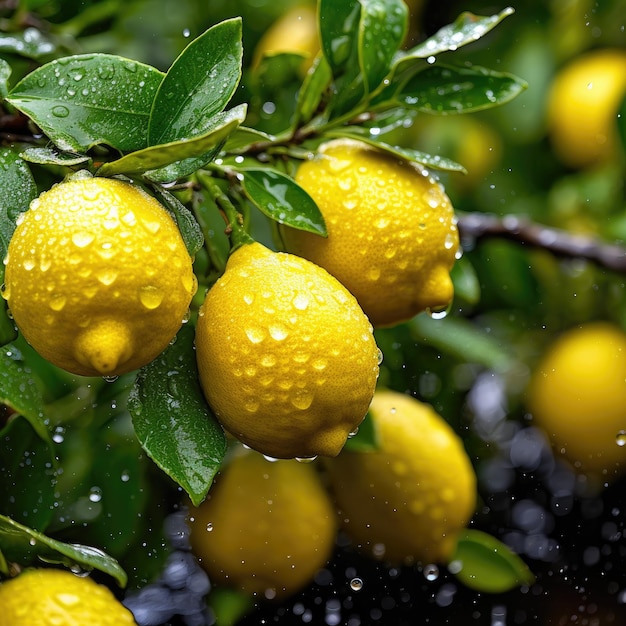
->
49, 293, 67, 311
296, 456, 318, 463
51, 105, 70, 118
102, 375, 119, 383
269, 324, 288, 341
120, 470, 130, 482
245, 326, 266, 344
205, 522, 213, 532
616, 430, 626, 447
88, 486, 103, 503
182, 28, 191, 37
426, 305, 449, 320
350, 577, 363, 591
139, 285, 164, 309
424, 563, 439, 581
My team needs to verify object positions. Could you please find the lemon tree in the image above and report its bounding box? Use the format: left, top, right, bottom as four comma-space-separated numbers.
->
0, 0, 532, 616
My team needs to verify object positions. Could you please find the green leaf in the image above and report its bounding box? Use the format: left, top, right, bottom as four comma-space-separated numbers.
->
294, 55, 333, 127
0, 416, 56, 531
0, 514, 127, 586
6, 54, 165, 152
239, 167, 327, 236
393, 64, 527, 114
342, 411, 378, 452
20, 147, 91, 167
98, 104, 246, 178
319, 0, 361, 76
450, 529, 535, 593
0, 58, 11, 99
222, 126, 274, 153
450, 256, 481, 305
405, 8, 515, 60
148, 18, 243, 146
150, 186, 204, 257
0, 27, 56, 60
0, 149, 37, 345
618, 92, 626, 155
0, 345, 48, 440
128, 325, 227, 507
209, 588, 255, 626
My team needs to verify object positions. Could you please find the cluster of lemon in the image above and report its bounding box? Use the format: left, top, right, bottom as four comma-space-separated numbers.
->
1, 139, 474, 611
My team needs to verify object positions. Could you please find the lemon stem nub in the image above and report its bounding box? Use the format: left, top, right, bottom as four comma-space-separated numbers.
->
74, 319, 133, 375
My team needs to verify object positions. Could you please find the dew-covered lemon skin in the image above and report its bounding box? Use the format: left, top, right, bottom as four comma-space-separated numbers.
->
2, 177, 196, 377
195, 242, 380, 460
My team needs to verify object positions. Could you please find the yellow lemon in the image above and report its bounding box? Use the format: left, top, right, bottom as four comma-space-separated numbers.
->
0, 568, 136, 626
546, 48, 626, 169
189, 447, 336, 600
281, 138, 460, 327
325, 390, 476, 565
527, 322, 626, 478
195, 242, 379, 459
2, 177, 196, 377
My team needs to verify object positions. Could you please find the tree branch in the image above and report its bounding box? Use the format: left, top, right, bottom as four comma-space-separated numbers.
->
457, 213, 626, 273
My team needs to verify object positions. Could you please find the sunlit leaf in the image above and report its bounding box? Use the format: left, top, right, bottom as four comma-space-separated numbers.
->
7, 54, 165, 152
450, 529, 535, 593
239, 167, 327, 236
148, 18, 243, 146
128, 326, 227, 507
0, 514, 127, 586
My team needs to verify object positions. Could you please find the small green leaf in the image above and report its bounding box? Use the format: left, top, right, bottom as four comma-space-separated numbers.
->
128, 325, 227, 506
222, 126, 274, 153
148, 18, 243, 146
7, 54, 165, 152
0, 27, 56, 60
450, 256, 481, 305
294, 55, 333, 127
0, 345, 48, 440
99, 104, 246, 178
150, 186, 204, 257
239, 167, 327, 236
395, 64, 527, 114
20, 147, 91, 167
0, 58, 11, 99
342, 411, 378, 452
319, 0, 360, 76
405, 8, 515, 60
450, 529, 535, 593
0, 416, 56, 531
0, 514, 127, 586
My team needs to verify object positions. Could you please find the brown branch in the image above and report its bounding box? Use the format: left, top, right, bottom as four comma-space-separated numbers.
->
457, 213, 626, 273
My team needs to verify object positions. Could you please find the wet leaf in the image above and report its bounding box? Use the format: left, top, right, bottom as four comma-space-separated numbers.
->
319, 0, 361, 76
150, 186, 204, 257
21, 147, 91, 167
0, 416, 56, 531
239, 167, 327, 236
394, 64, 527, 114
7, 54, 164, 152
148, 18, 243, 146
99, 104, 246, 178
450, 256, 481, 305
294, 55, 332, 126
450, 529, 535, 593
342, 411, 378, 452
0, 345, 47, 440
0, 514, 127, 586
222, 126, 274, 153
128, 325, 227, 507
0, 27, 56, 60
0, 58, 11, 99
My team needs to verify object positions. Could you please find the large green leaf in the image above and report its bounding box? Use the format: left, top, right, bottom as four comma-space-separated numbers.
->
451, 529, 535, 593
128, 325, 227, 507
0, 416, 56, 531
319, 0, 361, 76
0, 514, 127, 586
239, 167, 327, 236
148, 18, 243, 146
393, 64, 527, 114
98, 104, 246, 178
6, 54, 165, 152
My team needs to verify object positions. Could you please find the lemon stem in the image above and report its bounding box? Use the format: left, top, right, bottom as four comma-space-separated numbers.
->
198, 172, 253, 251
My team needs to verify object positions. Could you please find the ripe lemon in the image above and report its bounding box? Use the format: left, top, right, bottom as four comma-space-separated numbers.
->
546, 49, 626, 169
325, 390, 476, 565
281, 138, 460, 328
195, 242, 380, 459
527, 322, 626, 478
189, 447, 337, 600
0, 568, 136, 625
2, 177, 196, 377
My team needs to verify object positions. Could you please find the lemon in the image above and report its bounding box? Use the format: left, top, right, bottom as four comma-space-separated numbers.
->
281, 138, 460, 328
2, 177, 196, 377
546, 49, 626, 169
195, 242, 379, 459
325, 390, 476, 565
189, 447, 336, 600
0, 568, 136, 626
527, 322, 626, 478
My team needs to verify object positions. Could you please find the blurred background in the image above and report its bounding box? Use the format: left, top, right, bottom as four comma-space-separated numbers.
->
3, 0, 626, 624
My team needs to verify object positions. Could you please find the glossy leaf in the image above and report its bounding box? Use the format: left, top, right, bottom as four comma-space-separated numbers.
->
0, 514, 127, 586
393, 64, 527, 114
450, 256, 481, 305
150, 186, 204, 257
7, 54, 164, 152
0, 27, 56, 60
128, 325, 227, 507
0, 150, 37, 345
404, 8, 515, 61
0, 58, 11, 99
0, 416, 56, 530
319, 0, 361, 76
99, 104, 246, 178
294, 55, 333, 127
239, 167, 327, 236
222, 126, 274, 153
21, 147, 91, 167
451, 529, 535, 593
148, 18, 243, 146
